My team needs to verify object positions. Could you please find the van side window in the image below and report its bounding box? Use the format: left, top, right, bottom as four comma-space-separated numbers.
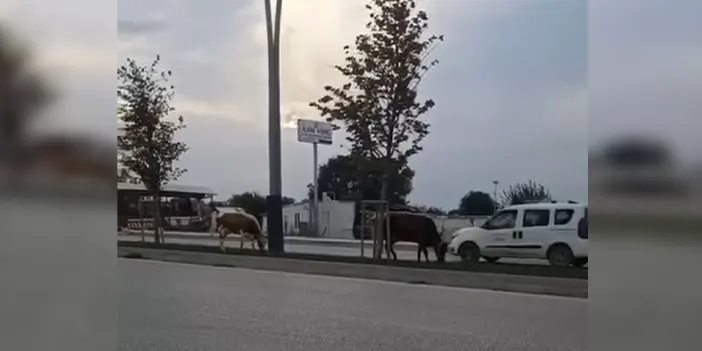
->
554, 209, 575, 225
523, 209, 550, 227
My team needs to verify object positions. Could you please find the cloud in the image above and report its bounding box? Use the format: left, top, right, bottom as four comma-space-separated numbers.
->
118, 19, 167, 38
112, 0, 593, 208
589, 0, 702, 162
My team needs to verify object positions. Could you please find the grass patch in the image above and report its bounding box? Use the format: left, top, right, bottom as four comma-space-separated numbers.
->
407, 280, 431, 285
121, 252, 145, 259
117, 241, 587, 280
213, 263, 236, 268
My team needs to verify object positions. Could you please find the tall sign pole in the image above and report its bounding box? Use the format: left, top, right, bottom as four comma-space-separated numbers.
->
297, 119, 333, 237
312, 142, 319, 235
265, 0, 284, 254
264, 0, 285, 255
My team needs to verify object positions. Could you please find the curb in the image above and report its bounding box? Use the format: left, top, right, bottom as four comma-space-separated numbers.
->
119, 232, 418, 249
118, 247, 588, 299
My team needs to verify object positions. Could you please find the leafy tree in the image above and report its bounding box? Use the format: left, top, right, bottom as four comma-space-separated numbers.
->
457, 191, 496, 216
226, 192, 266, 222
310, 0, 443, 205
306, 183, 315, 202
118, 55, 188, 243
0, 26, 52, 171
282, 196, 296, 206
117, 167, 140, 184
316, 154, 414, 204
501, 180, 552, 206
414, 205, 446, 215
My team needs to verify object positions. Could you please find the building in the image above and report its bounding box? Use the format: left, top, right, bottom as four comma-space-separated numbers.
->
262, 196, 356, 239
261, 195, 490, 240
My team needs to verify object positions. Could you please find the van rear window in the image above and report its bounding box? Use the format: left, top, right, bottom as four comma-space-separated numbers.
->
555, 209, 575, 225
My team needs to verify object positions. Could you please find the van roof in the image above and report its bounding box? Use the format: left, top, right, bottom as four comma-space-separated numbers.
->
505, 202, 587, 210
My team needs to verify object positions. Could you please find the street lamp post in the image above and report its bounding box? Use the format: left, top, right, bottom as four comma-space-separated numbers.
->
265, 0, 284, 255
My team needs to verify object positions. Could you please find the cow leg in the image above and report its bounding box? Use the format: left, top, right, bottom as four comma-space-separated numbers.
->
423, 247, 430, 263
239, 231, 245, 250
389, 242, 397, 260
219, 233, 225, 252
416, 246, 421, 262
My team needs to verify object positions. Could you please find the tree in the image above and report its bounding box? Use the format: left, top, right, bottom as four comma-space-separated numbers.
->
282, 196, 296, 206
501, 180, 552, 206
414, 205, 446, 215
310, 0, 443, 205
118, 55, 188, 244
117, 167, 140, 184
226, 192, 266, 223
316, 154, 414, 204
456, 191, 496, 216
0, 25, 52, 172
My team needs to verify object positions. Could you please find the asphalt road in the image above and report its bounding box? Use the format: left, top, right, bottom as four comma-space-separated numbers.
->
119, 235, 547, 265
119, 259, 587, 351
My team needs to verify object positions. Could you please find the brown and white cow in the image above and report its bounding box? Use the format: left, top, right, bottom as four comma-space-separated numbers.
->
208, 208, 267, 253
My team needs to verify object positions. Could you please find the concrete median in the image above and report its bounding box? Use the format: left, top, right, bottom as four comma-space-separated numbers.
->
118, 246, 587, 298
119, 230, 418, 249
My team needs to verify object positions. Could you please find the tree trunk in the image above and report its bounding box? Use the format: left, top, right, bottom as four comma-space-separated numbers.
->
375, 159, 391, 260
152, 191, 162, 244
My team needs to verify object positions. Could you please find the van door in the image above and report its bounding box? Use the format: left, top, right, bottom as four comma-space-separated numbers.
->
481, 209, 519, 258
517, 208, 552, 258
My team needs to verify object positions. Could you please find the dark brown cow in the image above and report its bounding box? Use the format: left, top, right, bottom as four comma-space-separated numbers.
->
381, 212, 447, 262
209, 210, 267, 253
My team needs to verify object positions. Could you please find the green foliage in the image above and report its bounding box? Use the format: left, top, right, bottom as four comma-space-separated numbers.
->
225, 192, 295, 220
282, 196, 296, 206
117, 167, 140, 184
226, 192, 266, 222
457, 191, 496, 216
316, 154, 414, 204
117, 55, 188, 192
309, 0, 442, 201
0, 26, 52, 165
501, 180, 552, 206
414, 205, 446, 215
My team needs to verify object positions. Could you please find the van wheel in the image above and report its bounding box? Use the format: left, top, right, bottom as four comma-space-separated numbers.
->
573, 258, 588, 267
458, 242, 480, 262
483, 256, 500, 263
547, 244, 574, 267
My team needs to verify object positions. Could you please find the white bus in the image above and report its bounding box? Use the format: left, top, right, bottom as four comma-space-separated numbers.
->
117, 182, 216, 232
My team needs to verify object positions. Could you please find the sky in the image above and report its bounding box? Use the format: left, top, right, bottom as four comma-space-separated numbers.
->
2, 0, 700, 210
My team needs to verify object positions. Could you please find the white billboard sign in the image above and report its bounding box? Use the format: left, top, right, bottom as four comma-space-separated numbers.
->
297, 119, 333, 145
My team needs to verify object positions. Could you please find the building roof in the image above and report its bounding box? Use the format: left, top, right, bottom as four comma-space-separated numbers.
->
117, 182, 216, 196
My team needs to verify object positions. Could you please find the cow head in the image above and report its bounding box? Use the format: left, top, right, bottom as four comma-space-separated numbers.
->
434, 242, 448, 262
256, 234, 268, 253
208, 208, 220, 235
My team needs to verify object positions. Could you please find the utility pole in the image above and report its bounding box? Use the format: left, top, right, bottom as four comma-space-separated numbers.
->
492, 180, 499, 212
264, 0, 284, 254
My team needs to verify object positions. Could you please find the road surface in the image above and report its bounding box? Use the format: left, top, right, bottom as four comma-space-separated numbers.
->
118, 233, 547, 265
119, 259, 587, 351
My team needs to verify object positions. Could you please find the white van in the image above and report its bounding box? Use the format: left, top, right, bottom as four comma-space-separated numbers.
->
447, 202, 588, 267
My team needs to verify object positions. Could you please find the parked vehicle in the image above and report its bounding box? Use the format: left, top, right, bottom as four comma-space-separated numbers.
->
448, 202, 588, 267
